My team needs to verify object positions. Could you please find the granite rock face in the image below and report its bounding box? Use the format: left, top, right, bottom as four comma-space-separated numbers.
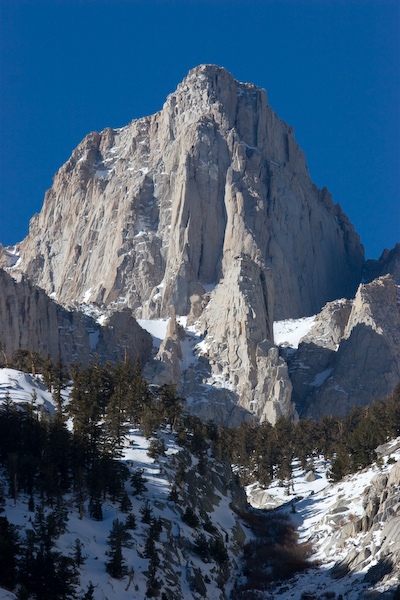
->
0, 269, 152, 368
13, 64, 363, 322
331, 450, 400, 586
364, 243, 400, 285
5, 65, 368, 424
287, 275, 400, 418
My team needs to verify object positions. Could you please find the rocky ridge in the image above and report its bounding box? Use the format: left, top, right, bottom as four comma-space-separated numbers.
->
11, 65, 364, 323
4, 64, 369, 425
329, 439, 400, 594
285, 274, 400, 419
0, 269, 152, 368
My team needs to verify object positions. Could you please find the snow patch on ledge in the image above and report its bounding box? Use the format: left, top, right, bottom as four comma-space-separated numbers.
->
273, 315, 316, 349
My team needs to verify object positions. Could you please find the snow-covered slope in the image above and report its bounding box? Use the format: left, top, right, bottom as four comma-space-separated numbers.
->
0, 368, 250, 600
248, 450, 400, 599
273, 315, 316, 349
0, 368, 56, 415
2, 368, 400, 599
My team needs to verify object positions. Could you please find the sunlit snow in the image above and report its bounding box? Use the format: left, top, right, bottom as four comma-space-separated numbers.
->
273, 315, 316, 348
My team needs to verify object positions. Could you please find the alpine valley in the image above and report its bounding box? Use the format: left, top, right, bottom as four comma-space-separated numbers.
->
0, 65, 399, 600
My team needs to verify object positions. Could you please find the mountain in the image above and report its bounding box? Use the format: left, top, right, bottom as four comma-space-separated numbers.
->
0, 268, 152, 368
12, 64, 364, 320
1, 64, 398, 424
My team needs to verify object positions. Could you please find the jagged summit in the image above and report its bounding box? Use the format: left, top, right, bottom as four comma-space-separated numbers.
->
11, 64, 364, 320
4, 65, 368, 424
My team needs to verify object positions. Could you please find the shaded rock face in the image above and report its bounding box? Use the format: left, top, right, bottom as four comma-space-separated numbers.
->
0, 269, 152, 368
143, 306, 185, 388
364, 243, 400, 285
287, 275, 400, 418
13, 64, 363, 323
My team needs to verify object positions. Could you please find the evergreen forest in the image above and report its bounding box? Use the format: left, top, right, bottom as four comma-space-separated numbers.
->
0, 351, 399, 599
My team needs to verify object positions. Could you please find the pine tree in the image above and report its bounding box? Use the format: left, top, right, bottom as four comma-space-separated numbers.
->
0, 515, 19, 589
81, 582, 95, 600
157, 383, 184, 431
69, 365, 104, 457
105, 519, 132, 579
131, 468, 148, 496
140, 501, 152, 524
52, 353, 69, 416
12, 348, 29, 372
42, 354, 54, 392
140, 396, 163, 439
73, 538, 87, 567
103, 376, 130, 458
328, 445, 351, 482
27, 351, 43, 377
126, 357, 150, 424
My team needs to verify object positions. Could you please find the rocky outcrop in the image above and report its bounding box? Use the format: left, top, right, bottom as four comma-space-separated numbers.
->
5, 65, 366, 424
196, 254, 295, 424
0, 268, 152, 367
364, 243, 400, 285
286, 275, 400, 418
331, 450, 400, 589
144, 306, 185, 387
11, 65, 363, 321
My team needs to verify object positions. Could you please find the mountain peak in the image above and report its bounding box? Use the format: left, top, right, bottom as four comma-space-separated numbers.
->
9, 66, 366, 425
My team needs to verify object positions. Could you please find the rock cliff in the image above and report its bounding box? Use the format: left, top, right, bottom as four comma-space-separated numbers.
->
12, 65, 364, 322
364, 242, 400, 285
0, 268, 152, 368
287, 274, 400, 418
330, 440, 400, 590
5, 64, 366, 424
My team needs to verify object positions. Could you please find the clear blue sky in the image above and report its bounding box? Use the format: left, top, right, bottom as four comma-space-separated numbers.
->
1, 0, 399, 259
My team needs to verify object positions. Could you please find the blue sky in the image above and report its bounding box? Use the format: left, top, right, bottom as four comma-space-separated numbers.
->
0, 0, 398, 259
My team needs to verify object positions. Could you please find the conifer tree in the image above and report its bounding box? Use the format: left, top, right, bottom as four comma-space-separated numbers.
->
157, 383, 184, 431
103, 376, 130, 458
13, 348, 29, 372
81, 582, 95, 600
52, 353, 69, 415
131, 468, 148, 496
105, 519, 132, 579
27, 350, 43, 377
0, 515, 19, 589
126, 357, 150, 424
42, 354, 54, 392
73, 538, 87, 567
328, 444, 351, 482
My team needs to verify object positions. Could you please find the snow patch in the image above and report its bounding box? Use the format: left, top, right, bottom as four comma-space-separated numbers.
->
137, 318, 169, 349
309, 367, 333, 387
0, 368, 56, 415
82, 288, 92, 304
273, 315, 316, 348
94, 168, 111, 178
